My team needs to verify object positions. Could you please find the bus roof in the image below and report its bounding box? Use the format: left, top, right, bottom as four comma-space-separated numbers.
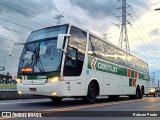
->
29, 23, 148, 65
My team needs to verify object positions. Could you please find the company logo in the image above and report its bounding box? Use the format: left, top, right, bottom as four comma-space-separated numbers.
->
1, 112, 42, 118
98, 62, 117, 73
37, 76, 46, 79
91, 58, 97, 70
90, 58, 117, 73
2, 112, 11, 118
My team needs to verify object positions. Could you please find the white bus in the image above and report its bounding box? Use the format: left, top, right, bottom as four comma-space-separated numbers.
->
16, 24, 150, 103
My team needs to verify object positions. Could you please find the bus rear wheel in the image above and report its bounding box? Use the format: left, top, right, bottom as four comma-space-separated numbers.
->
135, 86, 142, 99
50, 97, 63, 102
83, 82, 97, 104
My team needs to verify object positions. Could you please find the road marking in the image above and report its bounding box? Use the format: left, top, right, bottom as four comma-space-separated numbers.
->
144, 101, 160, 109
0, 98, 148, 119
42, 98, 147, 112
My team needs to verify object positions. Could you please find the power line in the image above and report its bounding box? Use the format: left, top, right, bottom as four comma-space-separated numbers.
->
129, 8, 160, 55
19, 0, 56, 18
90, 0, 120, 21
0, 18, 34, 31
71, 0, 118, 26
0, 8, 45, 28
1, 25, 29, 36
0, 1, 52, 25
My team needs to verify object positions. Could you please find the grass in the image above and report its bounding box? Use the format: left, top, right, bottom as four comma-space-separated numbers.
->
0, 84, 17, 88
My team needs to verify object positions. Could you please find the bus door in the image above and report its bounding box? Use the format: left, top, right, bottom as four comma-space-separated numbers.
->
62, 26, 87, 96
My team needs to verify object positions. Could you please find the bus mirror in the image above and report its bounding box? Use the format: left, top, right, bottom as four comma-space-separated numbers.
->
9, 42, 14, 56
14, 42, 25, 45
57, 34, 70, 52
9, 42, 25, 56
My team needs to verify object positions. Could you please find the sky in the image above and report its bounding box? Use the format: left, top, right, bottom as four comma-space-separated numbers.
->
0, 0, 160, 84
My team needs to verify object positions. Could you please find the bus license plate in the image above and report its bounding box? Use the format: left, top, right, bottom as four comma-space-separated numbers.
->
29, 88, 37, 91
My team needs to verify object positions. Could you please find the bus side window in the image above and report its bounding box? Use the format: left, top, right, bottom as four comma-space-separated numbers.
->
65, 47, 77, 67
63, 26, 87, 76
127, 55, 134, 69
117, 49, 126, 67
105, 44, 117, 64
88, 36, 97, 57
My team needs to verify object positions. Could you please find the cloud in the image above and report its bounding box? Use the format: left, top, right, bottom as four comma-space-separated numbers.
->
0, 25, 19, 46
128, 0, 150, 17
0, 0, 159, 79
149, 28, 160, 36
69, 0, 119, 20
0, 0, 56, 18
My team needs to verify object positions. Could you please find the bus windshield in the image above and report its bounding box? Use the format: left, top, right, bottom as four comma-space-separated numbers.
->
19, 38, 62, 74
18, 25, 68, 74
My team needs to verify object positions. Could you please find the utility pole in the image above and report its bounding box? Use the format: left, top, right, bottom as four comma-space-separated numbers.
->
118, 0, 130, 52
54, 14, 64, 25
152, 72, 156, 86
158, 80, 160, 88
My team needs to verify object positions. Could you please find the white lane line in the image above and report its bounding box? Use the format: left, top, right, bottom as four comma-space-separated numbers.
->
42, 99, 147, 112
0, 98, 149, 119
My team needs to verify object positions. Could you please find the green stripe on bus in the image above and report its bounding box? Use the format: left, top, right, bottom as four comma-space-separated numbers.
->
17, 72, 60, 80
88, 56, 149, 81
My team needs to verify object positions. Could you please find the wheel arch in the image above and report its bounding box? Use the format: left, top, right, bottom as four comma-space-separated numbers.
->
88, 79, 100, 96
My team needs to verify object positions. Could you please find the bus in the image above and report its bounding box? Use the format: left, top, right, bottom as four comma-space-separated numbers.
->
15, 24, 150, 103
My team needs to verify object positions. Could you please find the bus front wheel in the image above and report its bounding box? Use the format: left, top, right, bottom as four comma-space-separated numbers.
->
83, 82, 97, 104
50, 97, 63, 102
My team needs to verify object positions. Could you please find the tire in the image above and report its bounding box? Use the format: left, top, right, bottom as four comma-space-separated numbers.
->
141, 86, 144, 97
50, 97, 63, 102
153, 92, 157, 97
83, 82, 97, 104
135, 86, 142, 99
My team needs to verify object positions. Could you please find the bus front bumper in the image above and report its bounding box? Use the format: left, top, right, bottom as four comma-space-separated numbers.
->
17, 82, 63, 97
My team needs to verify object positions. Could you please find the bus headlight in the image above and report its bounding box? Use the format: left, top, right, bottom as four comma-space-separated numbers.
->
150, 89, 155, 93
47, 77, 63, 83
17, 79, 22, 83
18, 91, 22, 94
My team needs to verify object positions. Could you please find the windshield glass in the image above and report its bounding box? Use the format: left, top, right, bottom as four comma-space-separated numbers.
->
27, 25, 68, 42
19, 38, 62, 73
18, 24, 68, 74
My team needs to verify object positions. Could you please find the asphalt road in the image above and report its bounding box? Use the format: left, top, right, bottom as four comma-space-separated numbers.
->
0, 96, 160, 120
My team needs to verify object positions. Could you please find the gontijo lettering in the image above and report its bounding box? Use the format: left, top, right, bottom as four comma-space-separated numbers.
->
98, 62, 117, 73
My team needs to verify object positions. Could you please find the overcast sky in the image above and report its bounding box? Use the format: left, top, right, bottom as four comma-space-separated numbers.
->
0, 0, 160, 83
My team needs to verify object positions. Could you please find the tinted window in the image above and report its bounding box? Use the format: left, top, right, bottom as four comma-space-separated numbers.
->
126, 55, 134, 69
63, 26, 87, 76
105, 44, 117, 63
88, 36, 105, 59
117, 49, 127, 66
27, 25, 68, 42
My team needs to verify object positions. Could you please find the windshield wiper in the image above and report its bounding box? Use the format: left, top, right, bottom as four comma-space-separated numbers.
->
31, 43, 45, 72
